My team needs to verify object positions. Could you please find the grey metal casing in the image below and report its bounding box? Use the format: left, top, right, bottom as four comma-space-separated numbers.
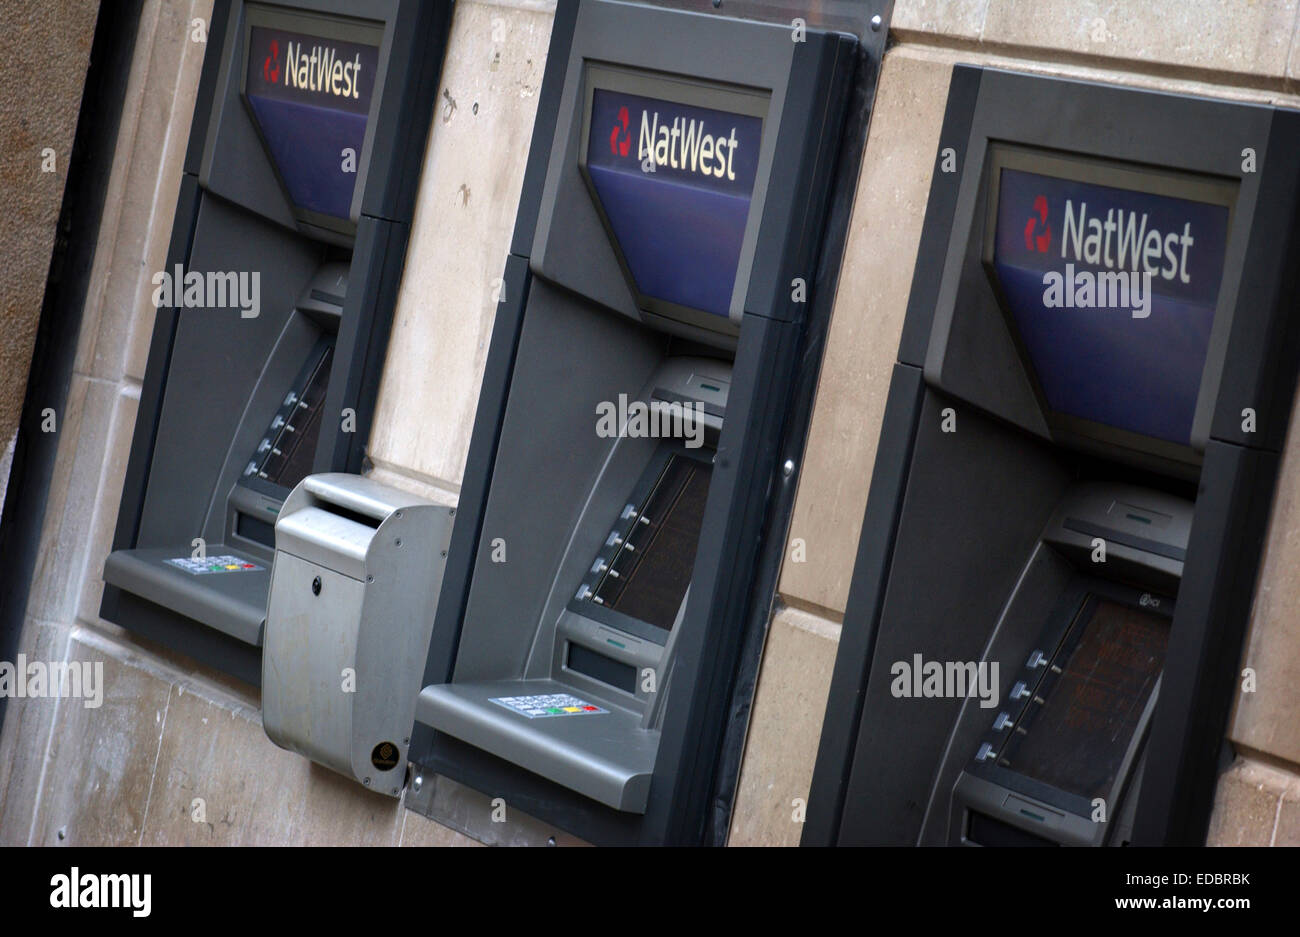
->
263, 473, 453, 792
417, 357, 729, 813
937, 483, 1189, 847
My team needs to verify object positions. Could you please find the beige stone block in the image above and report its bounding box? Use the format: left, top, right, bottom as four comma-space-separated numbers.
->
130, 0, 213, 384
779, 48, 951, 614
1206, 756, 1296, 846
1289, 21, 1300, 85
399, 810, 484, 846
77, 383, 141, 626
416, 772, 588, 845
367, 1, 552, 490
0, 618, 72, 845
73, 0, 155, 383
29, 634, 172, 846
1229, 380, 1300, 765
982, 0, 1297, 80
365, 463, 460, 508
75, 0, 212, 384
141, 681, 404, 845
25, 373, 114, 625
893, 0, 988, 40
728, 605, 841, 846
1275, 785, 1300, 845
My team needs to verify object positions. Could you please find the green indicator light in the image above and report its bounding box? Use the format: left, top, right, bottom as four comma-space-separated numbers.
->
700, 383, 720, 392
1019, 808, 1046, 822
607, 638, 626, 649
1126, 513, 1151, 524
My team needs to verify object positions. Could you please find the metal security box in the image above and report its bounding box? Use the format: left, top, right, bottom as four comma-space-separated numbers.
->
263, 474, 453, 793
99, 0, 452, 685
805, 67, 1300, 847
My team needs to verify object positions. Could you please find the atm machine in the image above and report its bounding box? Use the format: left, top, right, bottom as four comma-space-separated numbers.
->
804, 67, 1300, 846
405, 0, 879, 845
100, 0, 452, 685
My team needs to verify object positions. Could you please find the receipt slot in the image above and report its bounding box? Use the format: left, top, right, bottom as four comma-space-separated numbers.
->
100, 0, 452, 684
262, 474, 453, 792
804, 67, 1300, 847
405, 0, 873, 845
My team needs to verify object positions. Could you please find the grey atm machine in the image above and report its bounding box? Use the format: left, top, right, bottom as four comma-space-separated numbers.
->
805, 67, 1300, 846
406, 0, 875, 845
100, 0, 452, 685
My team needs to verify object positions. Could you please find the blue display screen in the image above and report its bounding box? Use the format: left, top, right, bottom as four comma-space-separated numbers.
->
992, 166, 1231, 446
586, 88, 763, 319
245, 24, 379, 221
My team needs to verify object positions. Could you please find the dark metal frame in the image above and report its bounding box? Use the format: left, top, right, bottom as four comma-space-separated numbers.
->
238, 2, 387, 239
408, 0, 883, 846
805, 65, 1300, 847
981, 143, 1239, 472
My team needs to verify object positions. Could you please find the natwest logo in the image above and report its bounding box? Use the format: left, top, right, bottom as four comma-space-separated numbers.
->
282, 40, 363, 99
1060, 198, 1196, 284
264, 39, 281, 83
635, 107, 741, 180
1024, 195, 1051, 252
609, 105, 630, 157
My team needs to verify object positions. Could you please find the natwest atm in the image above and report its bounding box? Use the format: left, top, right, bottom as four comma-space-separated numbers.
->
805, 67, 1300, 847
405, 0, 882, 845
100, 0, 452, 684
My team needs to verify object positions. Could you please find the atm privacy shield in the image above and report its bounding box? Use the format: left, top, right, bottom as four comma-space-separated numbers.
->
585, 84, 763, 319
244, 18, 380, 221
990, 156, 1233, 446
